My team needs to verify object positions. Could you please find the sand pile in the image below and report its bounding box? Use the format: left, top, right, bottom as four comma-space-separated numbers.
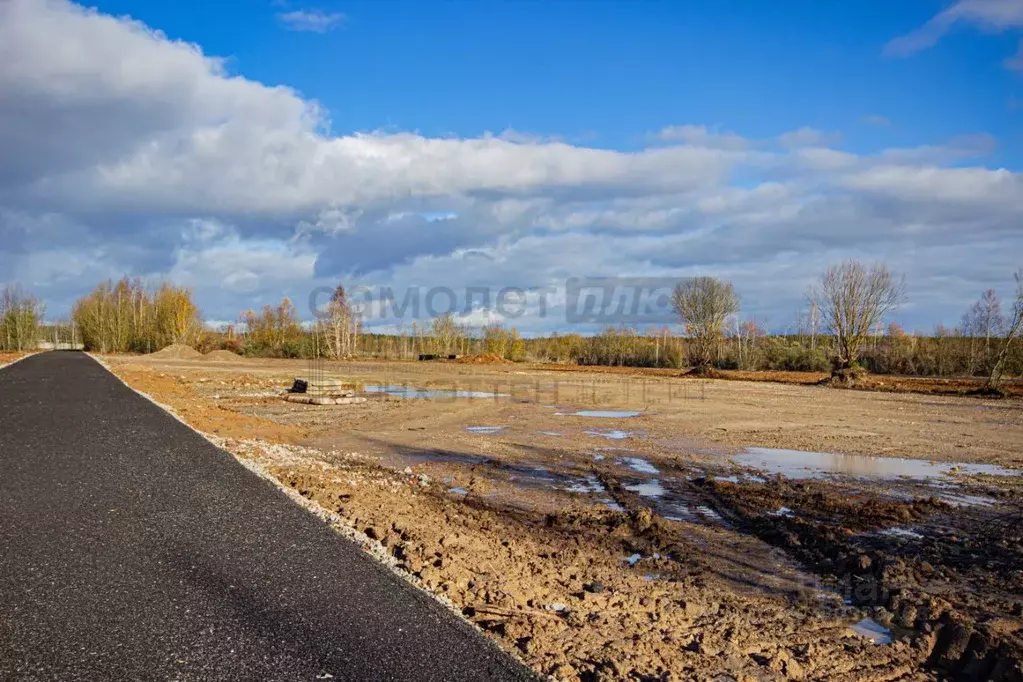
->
148, 343, 202, 360
203, 349, 245, 363
455, 353, 509, 365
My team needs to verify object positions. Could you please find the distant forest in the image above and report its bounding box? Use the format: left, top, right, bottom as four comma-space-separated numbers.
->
6, 260, 1023, 383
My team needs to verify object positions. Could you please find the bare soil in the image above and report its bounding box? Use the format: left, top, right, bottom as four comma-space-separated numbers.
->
103, 354, 1023, 681
531, 364, 1023, 398
0, 351, 27, 367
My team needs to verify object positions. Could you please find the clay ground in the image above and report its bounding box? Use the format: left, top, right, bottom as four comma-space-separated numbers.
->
0, 352, 27, 367
102, 354, 1023, 681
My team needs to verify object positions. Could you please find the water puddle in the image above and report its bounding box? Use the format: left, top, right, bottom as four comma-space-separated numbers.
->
465, 426, 505, 434
537, 431, 562, 437
624, 480, 666, 498
602, 499, 626, 512
623, 553, 643, 567
849, 618, 892, 645
715, 473, 767, 484
585, 430, 631, 440
877, 527, 924, 539
448, 487, 469, 495
556, 410, 642, 418
561, 474, 606, 495
622, 457, 659, 475
937, 492, 997, 507
769, 506, 794, 517
735, 447, 1018, 481
365, 384, 508, 399
696, 505, 722, 521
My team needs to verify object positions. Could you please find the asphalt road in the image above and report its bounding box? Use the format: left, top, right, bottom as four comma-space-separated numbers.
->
0, 352, 536, 681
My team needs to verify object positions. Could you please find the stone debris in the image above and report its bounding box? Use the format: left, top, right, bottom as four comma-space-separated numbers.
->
284, 394, 366, 406
286, 376, 363, 405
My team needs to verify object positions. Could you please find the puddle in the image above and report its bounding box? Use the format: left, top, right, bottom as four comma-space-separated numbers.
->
878, 527, 924, 539
537, 431, 562, 436
556, 410, 642, 418
622, 457, 659, 475
735, 447, 1019, 481
466, 423, 505, 435
601, 499, 626, 512
937, 493, 997, 507
663, 510, 695, 522
696, 505, 722, 521
591, 453, 606, 461
448, 487, 469, 495
624, 480, 666, 498
585, 430, 631, 440
848, 618, 892, 645
365, 385, 508, 399
623, 553, 642, 567
714, 473, 766, 484
561, 474, 607, 495
769, 506, 794, 517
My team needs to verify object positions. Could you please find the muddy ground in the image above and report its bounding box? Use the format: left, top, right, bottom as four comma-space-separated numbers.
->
101, 354, 1023, 681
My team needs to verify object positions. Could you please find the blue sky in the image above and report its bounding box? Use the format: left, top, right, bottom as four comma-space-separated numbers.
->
1, 0, 1022, 334
88, 0, 1021, 159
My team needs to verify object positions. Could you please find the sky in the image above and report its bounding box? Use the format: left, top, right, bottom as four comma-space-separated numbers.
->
1, 0, 1021, 335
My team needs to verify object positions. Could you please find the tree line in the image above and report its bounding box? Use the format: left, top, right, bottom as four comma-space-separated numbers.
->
70, 278, 203, 353
6, 260, 1023, 385
0, 285, 45, 352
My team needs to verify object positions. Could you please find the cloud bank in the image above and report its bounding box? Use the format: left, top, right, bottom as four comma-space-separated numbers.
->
1, 0, 1021, 334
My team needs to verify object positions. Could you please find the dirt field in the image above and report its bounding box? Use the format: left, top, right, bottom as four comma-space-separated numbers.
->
102, 353, 1023, 681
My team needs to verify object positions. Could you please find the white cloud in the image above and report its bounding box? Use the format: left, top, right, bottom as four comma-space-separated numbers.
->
1, 0, 1021, 334
276, 9, 345, 33
778, 127, 842, 148
886, 0, 1023, 65
654, 125, 750, 151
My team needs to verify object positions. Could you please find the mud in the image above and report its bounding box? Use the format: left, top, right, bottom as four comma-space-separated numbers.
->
102, 354, 1023, 681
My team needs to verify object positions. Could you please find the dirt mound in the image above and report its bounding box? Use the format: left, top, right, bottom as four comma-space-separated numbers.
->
203, 349, 245, 363
818, 366, 869, 388
681, 366, 727, 379
455, 353, 509, 365
148, 343, 202, 360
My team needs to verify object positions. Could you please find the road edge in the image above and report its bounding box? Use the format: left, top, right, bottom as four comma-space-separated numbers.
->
85, 353, 543, 682
0, 352, 38, 372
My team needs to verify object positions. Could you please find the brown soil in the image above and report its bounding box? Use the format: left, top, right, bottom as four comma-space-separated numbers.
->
101, 354, 1023, 681
536, 364, 1023, 398
0, 351, 27, 366
148, 343, 203, 360
202, 349, 245, 362
456, 353, 511, 365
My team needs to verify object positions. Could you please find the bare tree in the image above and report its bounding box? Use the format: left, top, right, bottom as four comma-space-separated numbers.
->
1, 284, 45, 351
961, 288, 1005, 374
430, 312, 466, 355
987, 269, 1023, 390
318, 284, 360, 360
671, 277, 740, 371
810, 260, 905, 371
